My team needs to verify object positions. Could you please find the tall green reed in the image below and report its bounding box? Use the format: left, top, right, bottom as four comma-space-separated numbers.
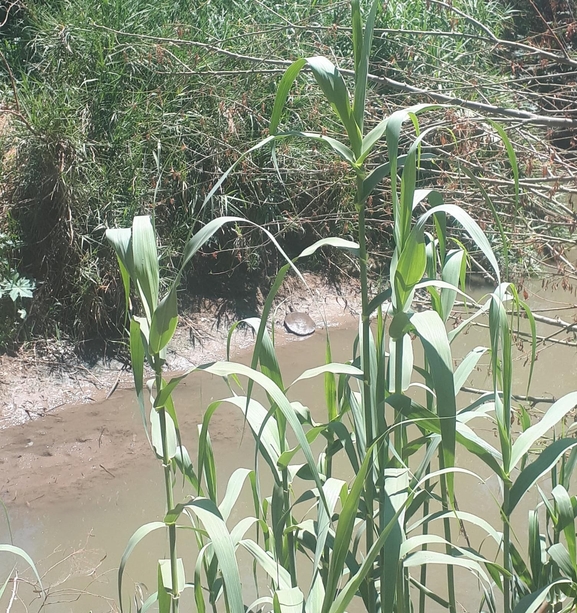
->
107, 2, 577, 613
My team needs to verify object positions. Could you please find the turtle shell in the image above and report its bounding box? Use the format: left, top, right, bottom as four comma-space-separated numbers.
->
284, 312, 316, 336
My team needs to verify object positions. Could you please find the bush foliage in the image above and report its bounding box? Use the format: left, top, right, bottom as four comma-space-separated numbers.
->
0, 0, 575, 348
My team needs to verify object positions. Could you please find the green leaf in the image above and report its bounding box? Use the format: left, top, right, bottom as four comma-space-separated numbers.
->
220, 396, 282, 478
512, 581, 572, 613
150, 407, 177, 460
155, 370, 191, 410
361, 104, 439, 166
321, 439, 385, 613
240, 539, 292, 590
129, 318, 149, 444
454, 346, 486, 394
440, 249, 465, 322
351, 0, 379, 133
219, 468, 253, 522
270, 58, 308, 134
508, 438, 577, 514
106, 226, 134, 315
404, 551, 492, 586
552, 485, 577, 564
414, 204, 501, 285
289, 363, 363, 387
411, 311, 457, 490
275, 587, 305, 613
149, 286, 178, 354
307, 56, 362, 155
198, 136, 275, 217
388, 335, 413, 393
0, 545, 43, 593
327, 469, 410, 613
132, 216, 159, 322
157, 562, 171, 613
180, 216, 302, 289
187, 498, 244, 613
159, 558, 185, 595
298, 236, 360, 258
278, 131, 356, 166
511, 392, 577, 471
393, 226, 426, 310
197, 362, 327, 508
549, 543, 576, 580
528, 510, 544, 589
388, 393, 505, 479
118, 522, 165, 613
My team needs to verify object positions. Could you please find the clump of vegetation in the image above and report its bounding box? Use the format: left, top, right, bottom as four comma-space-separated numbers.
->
0, 231, 34, 348
0, 0, 575, 350
105, 3, 577, 613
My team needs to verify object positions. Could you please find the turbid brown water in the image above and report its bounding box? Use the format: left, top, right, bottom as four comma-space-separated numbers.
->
1, 278, 576, 612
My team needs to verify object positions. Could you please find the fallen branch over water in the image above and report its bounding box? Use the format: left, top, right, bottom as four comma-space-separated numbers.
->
460, 385, 556, 405
471, 321, 577, 347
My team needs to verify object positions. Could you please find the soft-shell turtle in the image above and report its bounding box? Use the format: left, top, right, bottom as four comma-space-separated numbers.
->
284, 311, 316, 336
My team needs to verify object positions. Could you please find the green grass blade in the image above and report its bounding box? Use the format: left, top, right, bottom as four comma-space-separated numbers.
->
157, 561, 171, 613
240, 539, 292, 589
131, 216, 159, 322
548, 543, 576, 580
552, 485, 577, 564
508, 438, 577, 514
129, 318, 149, 443
511, 392, 577, 470
352, 0, 379, 133
512, 581, 571, 613
327, 469, 410, 613
0, 545, 43, 593
219, 468, 252, 523
221, 396, 282, 477
321, 437, 385, 613
150, 407, 177, 461
198, 362, 328, 509
289, 363, 363, 387
411, 311, 457, 488
306, 56, 362, 156
440, 250, 466, 322
351, 0, 363, 98
393, 226, 427, 311
414, 204, 501, 285
463, 166, 510, 278
528, 510, 543, 588
118, 522, 165, 613
105, 226, 134, 315
188, 498, 245, 613
269, 59, 308, 134
149, 287, 178, 354
276, 131, 356, 166
404, 551, 493, 586
454, 347, 487, 395
361, 104, 439, 166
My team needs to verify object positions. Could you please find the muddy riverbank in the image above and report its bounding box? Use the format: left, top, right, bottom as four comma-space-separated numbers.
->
0, 274, 363, 507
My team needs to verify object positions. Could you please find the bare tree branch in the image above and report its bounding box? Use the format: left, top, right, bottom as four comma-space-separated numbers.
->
92, 23, 577, 129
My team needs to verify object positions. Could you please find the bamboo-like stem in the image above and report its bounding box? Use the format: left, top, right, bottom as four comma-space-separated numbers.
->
438, 463, 457, 613
503, 487, 512, 613
357, 174, 376, 613
156, 370, 180, 613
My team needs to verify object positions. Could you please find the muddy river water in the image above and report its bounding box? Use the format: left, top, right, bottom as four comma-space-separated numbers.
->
1, 279, 576, 612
